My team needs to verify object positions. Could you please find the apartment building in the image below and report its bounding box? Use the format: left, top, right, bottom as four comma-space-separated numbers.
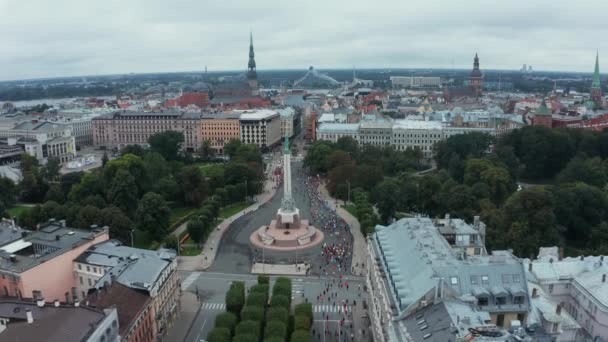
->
0, 121, 76, 163
0, 220, 109, 302
200, 113, 241, 154
238, 109, 281, 149
92, 111, 203, 151
367, 217, 530, 341
525, 247, 608, 342
74, 240, 179, 340
0, 299, 119, 342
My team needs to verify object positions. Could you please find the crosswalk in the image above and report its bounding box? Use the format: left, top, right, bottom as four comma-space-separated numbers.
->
313, 305, 352, 314
201, 302, 226, 311
292, 278, 304, 300
181, 272, 201, 291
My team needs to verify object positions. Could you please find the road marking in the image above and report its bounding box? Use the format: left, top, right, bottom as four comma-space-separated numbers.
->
314, 305, 351, 313
201, 303, 226, 310
181, 272, 201, 290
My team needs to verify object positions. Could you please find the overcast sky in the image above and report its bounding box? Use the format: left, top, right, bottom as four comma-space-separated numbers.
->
0, 0, 606, 81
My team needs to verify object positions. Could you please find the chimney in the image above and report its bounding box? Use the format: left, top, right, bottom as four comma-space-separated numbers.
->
532, 288, 538, 298
473, 216, 480, 230
558, 247, 564, 261
445, 214, 451, 228
556, 304, 562, 316
528, 262, 533, 272
59, 219, 66, 227
26, 309, 33, 324
36, 298, 45, 307
54, 299, 60, 307
580, 255, 584, 261
603, 274, 606, 283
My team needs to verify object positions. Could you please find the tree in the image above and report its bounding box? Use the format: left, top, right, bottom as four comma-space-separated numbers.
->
463, 159, 493, 186
143, 152, 170, 182
270, 294, 289, 308
235, 321, 261, 341
106, 169, 139, 215
290, 330, 311, 342
372, 178, 402, 222
60, 172, 84, 198
101, 151, 109, 167
480, 166, 514, 205
0, 177, 17, 211
42, 157, 61, 182
187, 220, 204, 246
557, 155, 607, 188
163, 235, 178, 251
241, 305, 264, 322
246, 292, 267, 307
121, 144, 146, 157
148, 131, 184, 161
99, 206, 133, 244
265, 321, 287, 340
207, 327, 231, 342
200, 140, 214, 158
224, 139, 242, 158
214, 312, 238, 335
68, 172, 104, 202
435, 132, 494, 170
135, 192, 170, 241
44, 183, 64, 203
233, 334, 257, 342
180, 165, 208, 206
303, 141, 334, 174
226, 281, 246, 317
76, 205, 101, 229
295, 303, 313, 322
294, 315, 311, 331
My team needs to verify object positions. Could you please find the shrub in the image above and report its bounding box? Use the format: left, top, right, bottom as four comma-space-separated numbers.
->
246, 292, 267, 307
294, 315, 311, 331
258, 274, 270, 285
233, 334, 257, 342
241, 305, 265, 323
266, 307, 289, 325
265, 321, 287, 340
207, 327, 231, 342
295, 303, 313, 321
270, 294, 290, 309
226, 281, 245, 317
250, 284, 269, 296
290, 330, 311, 342
214, 312, 238, 335
235, 320, 261, 340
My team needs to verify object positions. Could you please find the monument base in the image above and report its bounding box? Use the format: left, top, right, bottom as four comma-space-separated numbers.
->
250, 219, 324, 251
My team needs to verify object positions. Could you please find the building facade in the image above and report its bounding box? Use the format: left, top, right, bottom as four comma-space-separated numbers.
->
200, 113, 241, 155
238, 110, 281, 149
0, 121, 76, 163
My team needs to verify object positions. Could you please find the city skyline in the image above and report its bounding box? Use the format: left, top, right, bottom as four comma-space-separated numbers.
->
1, 0, 607, 81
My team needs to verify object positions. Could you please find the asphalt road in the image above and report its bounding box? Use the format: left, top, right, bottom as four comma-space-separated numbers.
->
208, 160, 354, 276
181, 271, 370, 342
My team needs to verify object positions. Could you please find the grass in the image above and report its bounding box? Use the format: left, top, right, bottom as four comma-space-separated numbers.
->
180, 246, 202, 256
169, 206, 197, 226
7, 205, 32, 218
219, 201, 253, 219
344, 203, 358, 217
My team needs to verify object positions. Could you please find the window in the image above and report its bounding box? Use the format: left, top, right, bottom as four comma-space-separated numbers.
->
478, 297, 488, 306
451, 277, 459, 285
79, 276, 83, 285
86, 266, 90, 272
481, 275, 489, 285
512, 274, 521, 283
513, 296, 525, 304
78, 264, 82, 270
496, 296, 506, 305
470, 275, 479, 285
88, 278, 92, 286
502, 274, 511, 284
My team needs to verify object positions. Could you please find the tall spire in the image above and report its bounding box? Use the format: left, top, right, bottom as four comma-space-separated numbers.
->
248, 31, 256, 73
592, 50, 601, 89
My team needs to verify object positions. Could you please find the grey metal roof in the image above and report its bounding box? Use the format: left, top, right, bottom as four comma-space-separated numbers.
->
0, 220, 25, 246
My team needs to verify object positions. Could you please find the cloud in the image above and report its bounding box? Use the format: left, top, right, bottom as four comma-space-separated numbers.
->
0, 0, 605, 80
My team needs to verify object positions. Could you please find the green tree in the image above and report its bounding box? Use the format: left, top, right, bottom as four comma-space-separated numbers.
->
180, 165, 208, 206
267, 307, 288, 325
76, 205, 101, 229
235, 321, 261, 340
214, 312, 238, 335
121, 144, 146, 157
42, 156, 61, 182
135, 192, 170, 241
241, 305, 264, 322
148, 131, 184, 160
372, 178, 402, 222
200, 140, 214, 158
99, 206, 133, 244
480, 166, 514, 205
226, 281, 246, 317
101, 151, 109, 167
187, 220, 204, 246
106, 169, 139, 215
207, 327, 231, 342
0, 177, 17, 211
290, 330, 311, 342
557, 155, 607, 188
224, 139, 242, 158
44, 183, 64, 203
265, 321, 287, 340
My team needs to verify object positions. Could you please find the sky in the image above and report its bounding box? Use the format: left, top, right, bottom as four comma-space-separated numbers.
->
0, 0, 606, 81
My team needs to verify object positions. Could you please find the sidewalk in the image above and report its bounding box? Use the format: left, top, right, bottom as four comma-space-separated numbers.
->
164, 292, 200, 342
318, 183, 367, 277
177, 155, 281, 271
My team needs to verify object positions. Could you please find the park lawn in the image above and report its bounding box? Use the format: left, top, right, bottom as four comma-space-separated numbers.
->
180, 246, 202, 256
7, 205, 32, 218
219, 201, 253, 219
169, 206, 197, 226
344, 204, 358, 217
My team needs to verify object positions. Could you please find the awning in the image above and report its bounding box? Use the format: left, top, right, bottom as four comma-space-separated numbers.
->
472, 286, 490, 297
491, 286, 508, 297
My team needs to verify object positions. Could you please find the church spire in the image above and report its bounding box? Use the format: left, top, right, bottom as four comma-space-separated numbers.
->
592, 50, 601, 89
248, 31, 256, 74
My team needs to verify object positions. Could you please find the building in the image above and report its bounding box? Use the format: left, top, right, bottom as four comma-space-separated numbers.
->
591, 51, 603, 107
316, 123, 359, 143
391, 120, 443, 159
0, 220, 109, 303
443, 54, 484, 102
367, 217, 529, 341
0, 121, 76, 163
0, 299, 119, 342
74, 240, 179, 339
469, 53, 484, 97
238, 109, 281, 149
277, 107, 297, 138
531, 100, 553, 128
91, 111, 203, 151
390, 76, 442, 88
247, 33, 259, 96
525, 247, 608, 341
200, 113, 241, 155
358, 117, 393, 146
86, 282, 155, 342
526, 281, 581, 341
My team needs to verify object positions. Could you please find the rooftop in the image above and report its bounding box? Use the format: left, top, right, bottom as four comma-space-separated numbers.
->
0, 221, 107, 273
235, 109, 279, 120
393, 119, 443, 130
0, 299, 110, 342
317, 123, 360, 133
0, 219, 25, 246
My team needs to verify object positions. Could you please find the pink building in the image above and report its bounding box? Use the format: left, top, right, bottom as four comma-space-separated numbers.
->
0, 220, 108, 302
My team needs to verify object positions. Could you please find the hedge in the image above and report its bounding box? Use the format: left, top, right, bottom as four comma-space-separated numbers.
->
246, 292, 268, 307
290, 330, 311, 342
270, 294, 290, 309
214, 312, 238, 335
226, 282, 246, 317
265, 321, 287, 340
266, 307, 289, 325
241, 305, 265, 323
295, 303, 313, 321
207, 327, 231, 342
235, 320, 261, 340
233, 334, 257, 342
258, 274, 270, 285
294, 315, 311, 331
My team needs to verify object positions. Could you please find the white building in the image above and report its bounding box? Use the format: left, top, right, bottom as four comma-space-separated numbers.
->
238, 109, 281, 149
316, 123, 359, 142
391, 120, 443, 158
525, 247, 608, 342
358, 119, 392, 146
0, 121, 76, 163
277, 107, 296, 138
390, 76, 442, 88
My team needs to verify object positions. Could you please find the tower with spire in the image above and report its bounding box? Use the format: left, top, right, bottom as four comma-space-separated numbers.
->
247, 32, 259, 96
469, 53, 484, 97
591, 51, 603, 107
